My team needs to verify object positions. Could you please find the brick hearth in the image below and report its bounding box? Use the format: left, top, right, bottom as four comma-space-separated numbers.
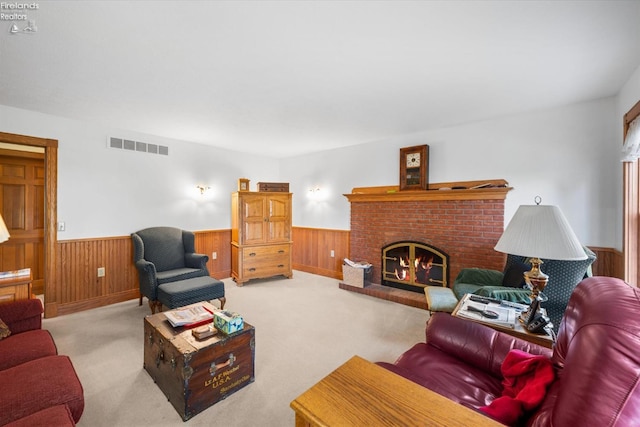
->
342, 181, 512, 308
338, 282, 427, 309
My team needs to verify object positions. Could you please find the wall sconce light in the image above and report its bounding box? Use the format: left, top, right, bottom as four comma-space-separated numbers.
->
309, 187, 321, 194
196, 185, 211, 195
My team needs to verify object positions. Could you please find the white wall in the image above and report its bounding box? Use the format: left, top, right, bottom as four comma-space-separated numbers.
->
0, 95, 625, 250
281, 97, 619, 249
0, 105, 279, 239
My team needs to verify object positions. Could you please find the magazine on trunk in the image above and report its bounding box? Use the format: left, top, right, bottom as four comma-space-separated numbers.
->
456, 295, 517, 329
164, 305, 214, 328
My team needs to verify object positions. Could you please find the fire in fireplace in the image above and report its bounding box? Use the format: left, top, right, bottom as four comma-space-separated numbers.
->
382, 242, 448, 293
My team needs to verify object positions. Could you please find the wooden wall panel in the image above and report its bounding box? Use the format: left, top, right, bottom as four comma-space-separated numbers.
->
292, 227, 350, 279
55, 237, 138, 316
589, 246, 624, 280
52, 230, 233, 317
46, 230, 625, 318
194, 229, 232, 279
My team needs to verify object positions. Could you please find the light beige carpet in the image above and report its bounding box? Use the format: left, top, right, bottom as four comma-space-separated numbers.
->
43, 271, 429, 426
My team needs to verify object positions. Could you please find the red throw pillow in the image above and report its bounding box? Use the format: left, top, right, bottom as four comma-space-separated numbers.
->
480, 349, 555, 425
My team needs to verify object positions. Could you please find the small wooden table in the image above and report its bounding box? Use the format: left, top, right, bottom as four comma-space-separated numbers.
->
290, 355, 502, 427
0, 272, 33, 303
452, 295, 554, 349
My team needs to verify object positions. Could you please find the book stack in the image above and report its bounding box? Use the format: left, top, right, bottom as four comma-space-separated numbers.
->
164, 305, 214, 328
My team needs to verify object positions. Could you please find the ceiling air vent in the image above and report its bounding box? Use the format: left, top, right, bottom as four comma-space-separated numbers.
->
108, 137, 169, 156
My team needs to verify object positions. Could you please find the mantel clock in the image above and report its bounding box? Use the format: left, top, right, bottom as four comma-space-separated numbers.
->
399, 145, 429, 191
238, 178, 250, 192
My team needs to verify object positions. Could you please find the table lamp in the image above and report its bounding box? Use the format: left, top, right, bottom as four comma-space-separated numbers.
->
494, 198, 586, 313
0, 214, 9, 243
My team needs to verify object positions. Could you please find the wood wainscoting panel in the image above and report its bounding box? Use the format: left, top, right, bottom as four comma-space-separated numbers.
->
194, 229, 232, 279
292, 227, 350, 279
51, 230, 234, 317
589, 246, 624, 280
55, 236, 138, 316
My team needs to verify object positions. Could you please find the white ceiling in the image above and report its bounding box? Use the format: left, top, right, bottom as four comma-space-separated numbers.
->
1, 1, 639, 158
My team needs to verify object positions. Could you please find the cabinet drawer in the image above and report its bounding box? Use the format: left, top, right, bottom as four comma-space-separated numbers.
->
241, 245, 291, 279
241, 245, 289, 261
242, 261, 291, 279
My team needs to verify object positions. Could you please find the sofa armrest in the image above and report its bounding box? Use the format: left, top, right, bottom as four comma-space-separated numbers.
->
425, 313, 552, 377
0, 299, 43, 334
185, 253, 209, 271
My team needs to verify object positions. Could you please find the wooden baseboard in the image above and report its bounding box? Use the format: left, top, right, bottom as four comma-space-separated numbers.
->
54, 289, 140, 317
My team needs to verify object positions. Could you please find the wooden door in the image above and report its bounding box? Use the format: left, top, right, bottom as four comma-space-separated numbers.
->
241, 194, 267, 245
0, 151, 45, 294
266, 194, 291, 243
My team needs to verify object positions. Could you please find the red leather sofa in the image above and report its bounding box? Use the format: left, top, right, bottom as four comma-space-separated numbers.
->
377, 276, 640, 426
0, 299, 84, 426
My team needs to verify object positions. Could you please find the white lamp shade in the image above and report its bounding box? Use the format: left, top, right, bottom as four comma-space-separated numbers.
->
494, 205, 587, 261
0, 214, 9, 243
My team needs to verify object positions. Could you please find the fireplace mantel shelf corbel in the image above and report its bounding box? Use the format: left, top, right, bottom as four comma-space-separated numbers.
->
344, 179, 512, 203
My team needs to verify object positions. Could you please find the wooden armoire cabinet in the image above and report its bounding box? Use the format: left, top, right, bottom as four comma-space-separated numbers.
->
231, 191, 293, 285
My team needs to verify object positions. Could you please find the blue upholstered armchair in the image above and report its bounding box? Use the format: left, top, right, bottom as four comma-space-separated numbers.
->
453, 247, 596, 332
131, 227, 210, 312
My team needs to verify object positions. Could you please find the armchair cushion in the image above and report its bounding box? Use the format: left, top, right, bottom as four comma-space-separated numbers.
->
376, 313, 551, 411
0, 329, 57, 370
0, 355, 84, 425
501, 261, 529, 288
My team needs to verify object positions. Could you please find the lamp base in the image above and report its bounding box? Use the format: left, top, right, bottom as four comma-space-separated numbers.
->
524, 257, 549, 300
519, 257, 549, 324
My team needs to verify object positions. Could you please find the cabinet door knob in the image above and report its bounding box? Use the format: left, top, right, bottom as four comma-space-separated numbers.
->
249, 252, 256, 257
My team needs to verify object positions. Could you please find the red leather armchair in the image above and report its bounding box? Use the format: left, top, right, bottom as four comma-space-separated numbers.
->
377, 276, 640, 426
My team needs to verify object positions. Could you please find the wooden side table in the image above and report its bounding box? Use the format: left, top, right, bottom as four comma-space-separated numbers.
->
290, 355, 502, 427
0, 273, 33, 303
452, 294, 554, 349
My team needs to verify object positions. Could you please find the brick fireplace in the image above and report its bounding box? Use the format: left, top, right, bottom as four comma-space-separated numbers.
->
342, 180, 512, 308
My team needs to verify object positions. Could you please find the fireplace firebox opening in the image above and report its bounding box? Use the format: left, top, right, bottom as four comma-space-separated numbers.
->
382, 242, 448, 293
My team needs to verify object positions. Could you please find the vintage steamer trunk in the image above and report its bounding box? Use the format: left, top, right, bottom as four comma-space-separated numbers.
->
143, 303, 255, 421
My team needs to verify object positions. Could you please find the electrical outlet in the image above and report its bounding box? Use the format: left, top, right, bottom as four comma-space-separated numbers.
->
97, 267, 105, 277
212, 252, 217, 260
330, 250, 335, 257
58, 221, 65, 232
